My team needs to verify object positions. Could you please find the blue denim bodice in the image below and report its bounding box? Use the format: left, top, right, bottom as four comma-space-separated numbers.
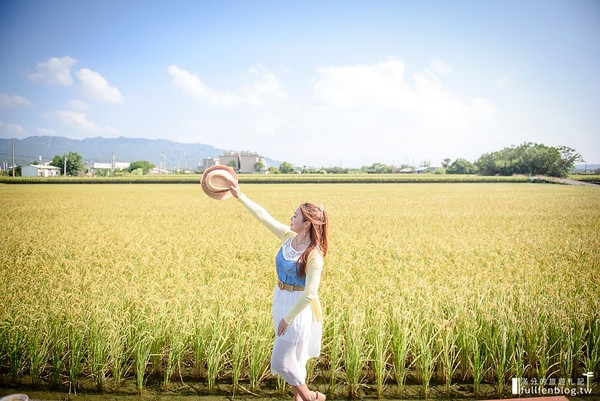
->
275, 245, 306, 287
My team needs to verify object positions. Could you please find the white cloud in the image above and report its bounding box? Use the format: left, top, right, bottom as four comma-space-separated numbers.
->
76, 68, 124, 104
168, 65, 243, 107
28, 56, 78, 86
0, 121, 28, 137
430, 59, 452, 75
496, 71, 514, 88
245, 65, 287, 104
294, 59, 497, 165
312, 59, 494, 129
252, 121, 276, 136
168, 59, 498, 167
67, 99, 91, 111
52, 110, 101, 132
168, 64, 286, 107
0, 92, 33, 108
48, 110, 118, 135
313, 62, 401, 110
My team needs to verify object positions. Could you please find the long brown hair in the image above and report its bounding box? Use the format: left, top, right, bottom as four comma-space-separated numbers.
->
296, 202, 329, 278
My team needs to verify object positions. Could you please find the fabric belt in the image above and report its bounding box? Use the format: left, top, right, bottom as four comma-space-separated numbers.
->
277, 280, 305, 292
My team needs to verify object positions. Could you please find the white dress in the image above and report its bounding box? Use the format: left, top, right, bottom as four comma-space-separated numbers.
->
270, 238, 323, 386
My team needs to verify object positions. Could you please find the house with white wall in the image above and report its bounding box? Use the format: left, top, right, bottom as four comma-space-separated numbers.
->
22, 164, 62, 177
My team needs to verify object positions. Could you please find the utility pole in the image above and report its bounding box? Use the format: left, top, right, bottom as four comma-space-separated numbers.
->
64, 154, 67, 176
12, 139, 15, 177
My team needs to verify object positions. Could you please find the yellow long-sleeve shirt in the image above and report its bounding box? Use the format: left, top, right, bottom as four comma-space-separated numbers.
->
237, 193, 324, 324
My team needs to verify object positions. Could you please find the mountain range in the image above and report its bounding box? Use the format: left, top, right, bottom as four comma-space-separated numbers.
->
0, 136, 280, 170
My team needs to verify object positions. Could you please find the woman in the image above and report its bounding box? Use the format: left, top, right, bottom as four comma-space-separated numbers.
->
228, 182, 328, 401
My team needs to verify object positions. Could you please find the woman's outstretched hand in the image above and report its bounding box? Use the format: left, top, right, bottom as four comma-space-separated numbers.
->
229, 181, 241, 198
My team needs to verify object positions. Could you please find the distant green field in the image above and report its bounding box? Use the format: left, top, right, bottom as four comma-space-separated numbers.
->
569, 174, 600, 183
0, 173, 532, 184
3, 173, 598, 185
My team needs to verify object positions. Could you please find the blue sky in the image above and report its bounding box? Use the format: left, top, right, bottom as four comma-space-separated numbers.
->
1, 0, 598, 167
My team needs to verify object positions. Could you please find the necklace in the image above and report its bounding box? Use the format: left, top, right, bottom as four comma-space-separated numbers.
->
292, 234, 310, 249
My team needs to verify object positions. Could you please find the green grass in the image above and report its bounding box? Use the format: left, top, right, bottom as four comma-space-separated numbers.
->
569, 174, 600, 182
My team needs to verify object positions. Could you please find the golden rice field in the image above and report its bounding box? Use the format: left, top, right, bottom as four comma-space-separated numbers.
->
0, 183, 599, 399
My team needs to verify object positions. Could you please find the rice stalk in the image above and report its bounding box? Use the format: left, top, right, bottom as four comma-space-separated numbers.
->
343, 314, 369, 399
192, 320, 211, 379
412, 319, 440, 398
205, 318, 230, 392
231, 323, 248, 392
25, 316, 50, 385
468, 331, 488, 397
438, 319, 460, 396
367, 313, 389, 398
247, 320, 271, 393
583, 316, 599, 375
522, 314, 541, 377
87, 316, 109, 391
163, 329, 189, 390
306, 357, 318, 385
389, 310, 411, 398
510, 337, 528, 388
325, 312, 344, 397
537, 329, 560, 384
276, 375, 288, 396
48, 317, 67, 388
67, 321, 86, 393
132, 328, 154, 394
105, 323, 130, 388
5, 321, 26, 383
559, 321, 586, 382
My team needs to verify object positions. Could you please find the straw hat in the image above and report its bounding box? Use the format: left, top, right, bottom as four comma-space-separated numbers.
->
201, 165, 238, 200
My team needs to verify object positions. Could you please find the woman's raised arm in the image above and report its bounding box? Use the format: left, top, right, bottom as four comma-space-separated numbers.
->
230, 183, 293, 241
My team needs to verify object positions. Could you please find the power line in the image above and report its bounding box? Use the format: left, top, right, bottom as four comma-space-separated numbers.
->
0, 152, 54, 159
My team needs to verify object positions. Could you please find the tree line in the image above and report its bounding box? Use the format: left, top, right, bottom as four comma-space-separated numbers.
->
55, 154, 156, 176
292, 142, 583, 178
0, 152, 156, 177
474, 142, 582, 177
4, 142, 586, 178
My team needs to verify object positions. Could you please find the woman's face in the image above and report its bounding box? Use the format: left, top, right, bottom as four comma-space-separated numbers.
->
290, 207, 307, 234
